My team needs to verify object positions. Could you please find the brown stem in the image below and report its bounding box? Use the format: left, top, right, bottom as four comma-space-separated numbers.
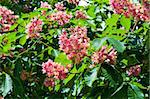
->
131, 21, 138, 32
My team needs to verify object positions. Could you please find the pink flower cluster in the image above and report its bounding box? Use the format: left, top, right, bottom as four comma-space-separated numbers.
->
50, 11, 72, 26
55, 2, 66, 11
42, 59, 69, 87
59, 26, 90, 64
26, 18, 43, 38
0, 6, 18, 32
67, 0, 80, 5
44, 77, 55, 87
110, 0, 150, 21
40, 1, 51, 15
40, 1, 51, 9
127, 65, 141, 76
91, 46, 117, 65
75, 10, 87, 19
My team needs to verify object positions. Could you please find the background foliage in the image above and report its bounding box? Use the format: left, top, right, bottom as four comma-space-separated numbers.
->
0, 0, 149, 98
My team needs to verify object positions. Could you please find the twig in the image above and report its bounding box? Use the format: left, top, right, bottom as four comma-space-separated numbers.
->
131, 21, 138, 32
14, 38, 41, 62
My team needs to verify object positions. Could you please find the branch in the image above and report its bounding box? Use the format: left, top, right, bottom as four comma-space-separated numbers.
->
131, 21, 138, 32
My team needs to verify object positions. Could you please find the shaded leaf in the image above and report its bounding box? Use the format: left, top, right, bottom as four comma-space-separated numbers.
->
0, 73, 13, 97
85, 67, 98, 87
92, 37, 107, 51
108, 38, 125, 53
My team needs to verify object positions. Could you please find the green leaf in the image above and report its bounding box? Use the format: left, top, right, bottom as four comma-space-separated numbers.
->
29, 11, 41, 18
106, 14, 120, 27
71, 19, 87, 26
131, 82, 147, 90
19, 35, 27, 45
101, 65, 123, 87
78, 64, 87, 73
0, 73, 13, 97
121, 59, 128, 65
2, 43, 11, 53
70, 65, 78, 73
127, 54, 139, 66
128, 84, 144, 99
87, 5, 96, 18
64, 74, 75, 85
92, 37, 107, 50
85, 67, 98, 87
111, 83, 128, 99
120, 16, 131, 31
55, 84, 60, 92
7, 32, 17, 42
111, 82, 126, 97
55, 53, 72, 66
101, 67, 115, 87
48, 47, 53, 55
9, 24, 18, 31
51, 49, 60, 57
108, 38, 125, 53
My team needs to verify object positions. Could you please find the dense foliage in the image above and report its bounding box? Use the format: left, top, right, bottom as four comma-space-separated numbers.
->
0, 0, 149, 98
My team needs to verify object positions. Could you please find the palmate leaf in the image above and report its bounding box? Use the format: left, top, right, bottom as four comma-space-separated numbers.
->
103, 82, 144, 99
101, 65, 123, 87
101, 67, 115, 87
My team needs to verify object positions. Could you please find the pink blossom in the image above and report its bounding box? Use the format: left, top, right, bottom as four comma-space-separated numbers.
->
0, 6, 18, 32
75, 10, 87, 19
127, 65, 141, 76
59, 26, 90, 64
55, 2, 66, 11
40, 1, 51, 9
67, 0, 80, 5
40, 1, 51, 15
110, 0, 150, 21
91, 46, 117, 65
107, 48, 117, 64
26, 18, 43, 38
44, 77, 55, 87
50, 11, 72, 26
91, 46, 108, 64
42, 59, 68, 80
